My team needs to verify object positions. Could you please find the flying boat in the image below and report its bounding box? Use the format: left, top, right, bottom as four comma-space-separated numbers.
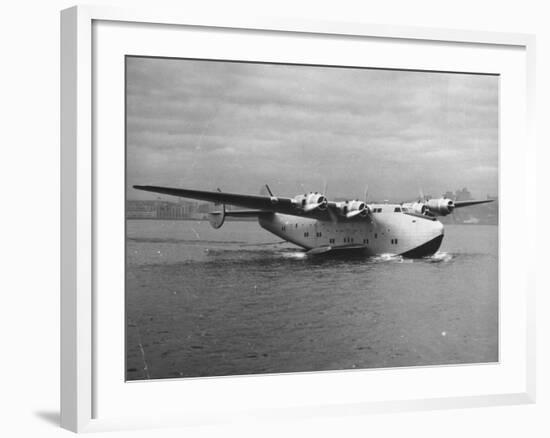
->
133, 184, 494, 258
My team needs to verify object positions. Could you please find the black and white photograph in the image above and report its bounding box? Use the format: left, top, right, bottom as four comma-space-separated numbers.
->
4, 0, 548, 435
125, 56, 499, 381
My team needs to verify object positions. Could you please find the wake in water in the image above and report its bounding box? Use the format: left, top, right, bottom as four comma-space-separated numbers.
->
279, 249, 454, 264
372, 253, 406, 263
280, 251, 307, 260
425, 251, 454, 263
204, 244, 455, 265
367, 251, 454, 264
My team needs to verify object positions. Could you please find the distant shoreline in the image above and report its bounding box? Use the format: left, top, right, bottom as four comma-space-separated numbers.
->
125, 217, 497, 225
126, 217, 257, 222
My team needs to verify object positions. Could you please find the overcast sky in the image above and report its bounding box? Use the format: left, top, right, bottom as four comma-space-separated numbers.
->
126, 56, 498, 202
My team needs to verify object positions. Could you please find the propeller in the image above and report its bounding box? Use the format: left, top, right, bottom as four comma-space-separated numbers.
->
363, 184, 372, 222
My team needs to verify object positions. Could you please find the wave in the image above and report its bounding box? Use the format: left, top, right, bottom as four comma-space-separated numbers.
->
372, 253, 408, 263
425, 251, 454, 263
280, 250, 307, 260
370, 251, 454, 264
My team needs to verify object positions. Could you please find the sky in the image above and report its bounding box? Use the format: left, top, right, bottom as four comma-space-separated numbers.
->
126, 56, 498, 202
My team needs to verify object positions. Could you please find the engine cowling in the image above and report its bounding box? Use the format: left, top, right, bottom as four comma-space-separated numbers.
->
411, 202, 427, 215
337, 200, 369, 218
402, 202, 427, 215
294, 192, 328, 212
426, 198, 455, 216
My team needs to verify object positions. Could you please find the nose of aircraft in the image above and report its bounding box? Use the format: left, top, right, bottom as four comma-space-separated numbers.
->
433, 220, 444, 237
401, 219, 444, 258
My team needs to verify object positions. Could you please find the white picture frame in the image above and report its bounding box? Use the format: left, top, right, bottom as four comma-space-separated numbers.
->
60, 5, 536, 433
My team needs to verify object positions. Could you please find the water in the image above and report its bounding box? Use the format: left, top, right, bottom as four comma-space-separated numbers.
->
126, 220, 498, 380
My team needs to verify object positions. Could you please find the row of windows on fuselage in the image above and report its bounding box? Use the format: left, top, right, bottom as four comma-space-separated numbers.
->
318, 235, 398, 246
282, 225, 381, 241
372, 207, 402, 213
282, 225, 401, 246
281, 224, 301, 231
284, 226, 378, 239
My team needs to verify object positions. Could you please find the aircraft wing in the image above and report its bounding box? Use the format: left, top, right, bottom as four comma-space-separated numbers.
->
134, 185, 318, 218
454, 199, 494, 208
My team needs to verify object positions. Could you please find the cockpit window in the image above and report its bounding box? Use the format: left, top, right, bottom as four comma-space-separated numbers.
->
394, 207, 402, 212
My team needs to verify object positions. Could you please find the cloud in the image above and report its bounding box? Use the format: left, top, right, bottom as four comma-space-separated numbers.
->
126, 57, 498, 201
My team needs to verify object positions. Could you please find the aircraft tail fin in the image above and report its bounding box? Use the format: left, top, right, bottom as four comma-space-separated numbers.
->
207, 188, 226, 228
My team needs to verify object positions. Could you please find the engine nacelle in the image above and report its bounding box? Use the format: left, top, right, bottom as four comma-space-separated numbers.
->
426, 198, 455, 216
402, 202, 427, 215
412, 202, 427, 215
294, 192, 328, 212
337, 200, 369, 218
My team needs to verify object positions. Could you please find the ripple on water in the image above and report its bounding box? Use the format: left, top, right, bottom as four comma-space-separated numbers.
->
126, 221, 498, 380
425, 251, 454, 263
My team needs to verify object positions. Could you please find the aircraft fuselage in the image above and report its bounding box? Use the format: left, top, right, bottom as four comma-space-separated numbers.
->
258, 203, 444, 257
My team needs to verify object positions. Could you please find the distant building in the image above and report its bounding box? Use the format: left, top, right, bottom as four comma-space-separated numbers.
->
126, 199, 211, 219
126, 200, 158, 218
441, 187, 473, 201
197, 203, 211, 214
455, 187, 473, 201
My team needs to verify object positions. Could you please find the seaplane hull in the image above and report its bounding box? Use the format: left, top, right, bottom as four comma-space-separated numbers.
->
258, 211, 444, 257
